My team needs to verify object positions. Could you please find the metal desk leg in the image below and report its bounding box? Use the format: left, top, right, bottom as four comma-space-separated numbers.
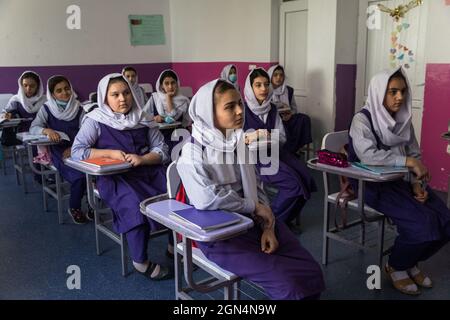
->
322, 172, 330, 265
358, 179, 366, 246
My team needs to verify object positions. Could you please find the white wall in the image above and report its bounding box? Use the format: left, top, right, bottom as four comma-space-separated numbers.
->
0, 0, 171, 66
424, 0, 450, 63
335, 0, 358, 65
306, 0, 338, 143
169, 0, 277, 62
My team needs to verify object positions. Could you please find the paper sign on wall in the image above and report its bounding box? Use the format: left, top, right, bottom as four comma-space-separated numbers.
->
129, 15, 165, 46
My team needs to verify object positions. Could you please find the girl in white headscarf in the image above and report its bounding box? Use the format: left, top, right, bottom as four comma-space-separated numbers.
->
143, 70, 191, 154
267, 65, 312, 153
243, 68, 317, 231
143, 69, 191, 127
71, 73, 172, 281
220, 64, 240, 91
30, 75, 89, 224
348, 67, 450, 296
177, 79, 325, 300
122, 66, 148, 107
2, 71, 47, 133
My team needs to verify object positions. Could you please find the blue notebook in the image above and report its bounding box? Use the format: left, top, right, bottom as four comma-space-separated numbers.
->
351, 162, 408, 175
169, 208, 241, 231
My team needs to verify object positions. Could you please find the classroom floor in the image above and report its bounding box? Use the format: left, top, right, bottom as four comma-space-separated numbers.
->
0, 159, 449, 300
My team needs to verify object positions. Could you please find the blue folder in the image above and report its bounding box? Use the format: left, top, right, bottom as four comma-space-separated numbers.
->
169, 208, 241, 231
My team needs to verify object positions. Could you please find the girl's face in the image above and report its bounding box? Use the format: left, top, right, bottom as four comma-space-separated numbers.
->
383, 77, 407, 115
229, 67, 237, 76
106, 81, 133, 114
123, 71, 137, 85
214, 88, 244, 134
252, 76, 270, 104
161, 77, 178, 95
22, 78, 38, 98
52, 81, 72, 102
271, 69, 285, 88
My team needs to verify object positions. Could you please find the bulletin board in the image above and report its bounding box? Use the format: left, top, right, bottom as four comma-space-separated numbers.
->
129, 15, 166, 46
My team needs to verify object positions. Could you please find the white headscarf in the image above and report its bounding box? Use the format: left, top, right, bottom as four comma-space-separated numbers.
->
122, 67, 146, 107
363, 67, 412, 147
220, 64, 239, 90
152, 69, 190, 118
85, 73, 155, 130
267, 64, 289, 106
189, 79, 258, 202
8, 71, 46, 114
46, 76, 81, 121
244, 68, 273, 117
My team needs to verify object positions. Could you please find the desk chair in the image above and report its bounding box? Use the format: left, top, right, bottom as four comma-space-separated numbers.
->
141, 162, 267, 300
65, 158, 167, 276
314, 130, 397, 268
24, 141, 70, 224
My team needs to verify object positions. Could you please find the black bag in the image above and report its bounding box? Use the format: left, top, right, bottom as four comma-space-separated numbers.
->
1, 127, 20, 146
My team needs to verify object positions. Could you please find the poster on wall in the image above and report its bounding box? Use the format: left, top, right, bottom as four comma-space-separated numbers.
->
128, 14, 165, 46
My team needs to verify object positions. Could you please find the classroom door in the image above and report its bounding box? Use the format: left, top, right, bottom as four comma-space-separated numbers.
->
356, 0, 428, 144
279, 0, 308, 113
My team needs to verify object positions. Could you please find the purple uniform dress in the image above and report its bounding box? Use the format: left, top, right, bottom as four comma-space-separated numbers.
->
282, 86, 312, 153
244, 103, 317, 222
9, 101, 37, 132
94, 123, 168, 263
197, 221, 325, 300
348, 109, 450, 270
43, 105, 86, 209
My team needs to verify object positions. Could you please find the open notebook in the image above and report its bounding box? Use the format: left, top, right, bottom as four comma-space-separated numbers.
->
351, 162, 409, 175
169, 207, 241, 231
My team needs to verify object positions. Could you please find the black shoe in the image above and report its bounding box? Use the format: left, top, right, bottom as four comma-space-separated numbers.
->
139, 262, 173, 281
68, 208, 87, 225
86, 206, 94, 222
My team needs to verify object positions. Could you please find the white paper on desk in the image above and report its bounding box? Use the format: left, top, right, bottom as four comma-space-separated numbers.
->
18, 131, 70, 142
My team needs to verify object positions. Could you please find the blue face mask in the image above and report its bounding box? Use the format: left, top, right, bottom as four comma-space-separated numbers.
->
56, 99, 68, 108
165, 116, 175, 124
228, 74, 237, 83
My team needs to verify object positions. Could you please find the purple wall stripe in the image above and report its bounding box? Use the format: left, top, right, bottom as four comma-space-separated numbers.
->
0, 63, 171, 102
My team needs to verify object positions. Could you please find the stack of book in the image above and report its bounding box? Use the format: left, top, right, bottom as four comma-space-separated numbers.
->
80, 158, 132, 171
169, 207, 241, 231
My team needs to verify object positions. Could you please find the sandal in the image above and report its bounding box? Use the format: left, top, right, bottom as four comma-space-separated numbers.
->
385, 264, 421, 296
408, 266, 433, 288
140, 262, 173, 281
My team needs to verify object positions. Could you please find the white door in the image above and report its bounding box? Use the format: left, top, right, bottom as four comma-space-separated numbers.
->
279, 0, 308, 113
356, 0, 428, 144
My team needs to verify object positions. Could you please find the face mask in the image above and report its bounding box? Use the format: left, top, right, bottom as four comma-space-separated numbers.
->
56, 99, 68, 108
165, 116, 175, 124
228, 74, 237, 83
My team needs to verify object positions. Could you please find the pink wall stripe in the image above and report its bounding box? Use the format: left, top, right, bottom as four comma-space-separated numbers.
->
421, 64, 450, 192
172, 62, 277, 94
